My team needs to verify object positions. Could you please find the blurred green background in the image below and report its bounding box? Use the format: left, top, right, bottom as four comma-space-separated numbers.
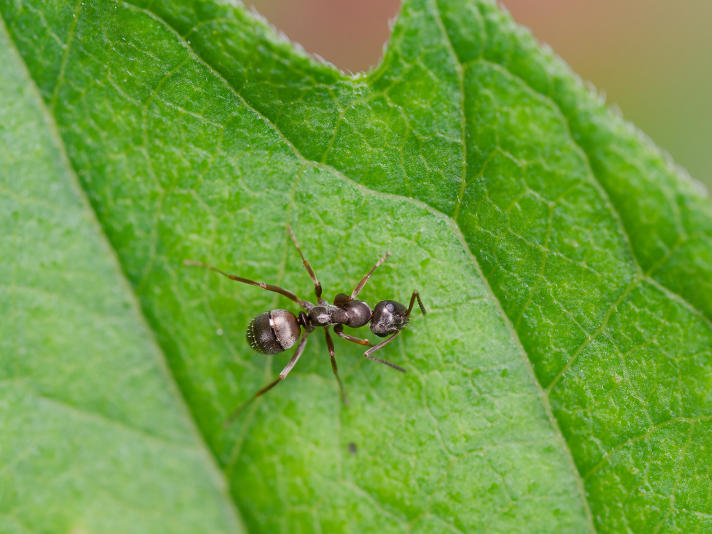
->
249, 0, 712, 190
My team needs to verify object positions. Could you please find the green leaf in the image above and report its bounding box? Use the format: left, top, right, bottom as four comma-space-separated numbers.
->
0, 18, 243, 534
2, 0, 711, 532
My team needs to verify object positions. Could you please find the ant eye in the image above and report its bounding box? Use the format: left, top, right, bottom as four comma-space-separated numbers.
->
386, 302, 395, 313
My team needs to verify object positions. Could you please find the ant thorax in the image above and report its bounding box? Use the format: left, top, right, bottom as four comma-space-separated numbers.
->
307, 304, 349, 327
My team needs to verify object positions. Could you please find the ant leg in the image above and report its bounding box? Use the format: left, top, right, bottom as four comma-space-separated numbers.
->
350, 251, 391, 300
406, 290, 426, 317
184, 260, 310, 311
363, 332, 406, 373
333, 324, 373, 347
287, 225, 325, 304
324, 328, 348, 405
223, 332, 310, 427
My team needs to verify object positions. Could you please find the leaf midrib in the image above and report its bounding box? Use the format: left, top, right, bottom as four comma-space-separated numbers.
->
0, 10, 246, 533
148, 0, 712, 522
123, 0, 596, 527
10, 0, 712, 530
431, 1, 594, 528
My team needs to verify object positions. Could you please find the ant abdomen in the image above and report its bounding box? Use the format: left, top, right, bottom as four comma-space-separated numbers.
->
247, 310, 300, 354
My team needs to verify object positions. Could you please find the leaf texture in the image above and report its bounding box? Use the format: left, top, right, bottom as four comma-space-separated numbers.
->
2, 0, 711, 532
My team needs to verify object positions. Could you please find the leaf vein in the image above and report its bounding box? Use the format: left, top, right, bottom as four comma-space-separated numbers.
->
0, 11, 246, 532
122, 2, 604, 529
470, 45, 711, 330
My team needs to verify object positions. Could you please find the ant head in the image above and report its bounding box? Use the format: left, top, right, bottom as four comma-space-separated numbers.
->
370, 300, 408, 337
247, 310, 300, 354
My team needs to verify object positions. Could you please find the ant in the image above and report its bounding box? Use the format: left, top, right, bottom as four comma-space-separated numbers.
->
185, 226, 425, 425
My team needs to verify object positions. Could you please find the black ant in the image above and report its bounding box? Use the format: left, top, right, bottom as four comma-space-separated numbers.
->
185, 226, 425, 425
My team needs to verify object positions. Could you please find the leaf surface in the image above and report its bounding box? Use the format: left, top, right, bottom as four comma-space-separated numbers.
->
0, 17, 243, 534
2, 0, 711, 532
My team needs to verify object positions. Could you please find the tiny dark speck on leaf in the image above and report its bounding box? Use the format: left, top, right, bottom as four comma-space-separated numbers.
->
348, 442, 357, 455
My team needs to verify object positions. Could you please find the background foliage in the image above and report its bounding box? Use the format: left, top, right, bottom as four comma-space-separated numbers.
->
2, 0, 711, 532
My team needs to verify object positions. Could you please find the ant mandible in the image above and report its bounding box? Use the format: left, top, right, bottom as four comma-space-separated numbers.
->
185, 225, 426, 425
